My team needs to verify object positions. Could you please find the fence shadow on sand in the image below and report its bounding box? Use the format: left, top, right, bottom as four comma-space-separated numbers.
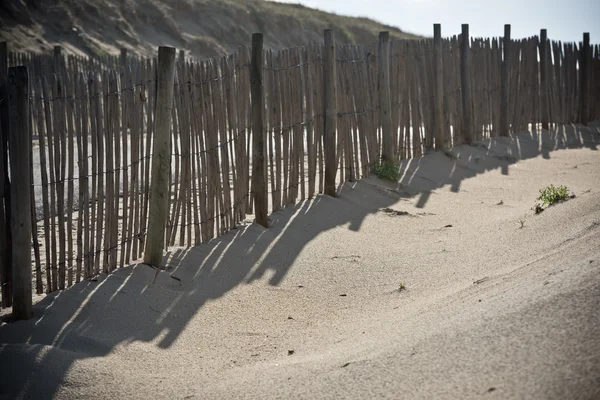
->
0, 123, 598, 398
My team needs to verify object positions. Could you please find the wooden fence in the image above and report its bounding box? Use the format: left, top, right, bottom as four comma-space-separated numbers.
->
0, 25, 599, 318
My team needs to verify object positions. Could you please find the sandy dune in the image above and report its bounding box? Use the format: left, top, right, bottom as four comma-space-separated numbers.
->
1, 124, 599, 399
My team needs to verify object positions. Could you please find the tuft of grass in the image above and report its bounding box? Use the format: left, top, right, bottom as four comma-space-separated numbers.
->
537, 185, 570, 207
372, 161, 400, 181
398, 282, 406, 292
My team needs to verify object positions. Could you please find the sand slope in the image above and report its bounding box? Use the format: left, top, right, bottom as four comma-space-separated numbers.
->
0, 0, 420, 58
1, 125, 599, 399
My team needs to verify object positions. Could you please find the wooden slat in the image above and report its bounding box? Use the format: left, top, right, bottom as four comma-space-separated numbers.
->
102, 70, 113, 273
273, 51, 283, 210
264, 50, 275, 212
42, 76, 58, 291
140, 58, 154, 257
64, 73, 75, 286
87, 72, 98, 276
29, 81, 42, 294
93, 71, 105, 274
119, 66, 130, 268
52, 74, 67, 289
216, 57, 233, 232
35, 78, 52, 291
110, 70, 120, 270
188, 63, 201, 244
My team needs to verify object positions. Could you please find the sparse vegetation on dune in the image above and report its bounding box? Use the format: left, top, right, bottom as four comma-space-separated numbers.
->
534, 184, 573, 214
0, 0, 422, 59
372, 160, 401, 182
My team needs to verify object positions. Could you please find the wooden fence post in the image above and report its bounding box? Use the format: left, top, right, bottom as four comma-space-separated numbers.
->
500, 24, 511, 136
378, 31, 394, 161
251, 33, 268, 228
433, 24, 444, 149
323, 29, 337, 197
540, 29, 549, 130
53, 45, 63, 77
460, 24, 473, 145
7, 66, 32, 319
120, 48, 127, 70
579, 32, 590, 124
0, 41, 11, 308
143, 46, 176, 268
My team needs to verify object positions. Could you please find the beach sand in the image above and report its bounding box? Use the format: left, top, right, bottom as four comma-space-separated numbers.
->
1, 124, 599, 399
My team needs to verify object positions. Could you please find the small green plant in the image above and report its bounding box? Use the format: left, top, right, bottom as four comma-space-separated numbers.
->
537, 185, 570, 207
398, 282, 406, 292
372, 161, 400, 181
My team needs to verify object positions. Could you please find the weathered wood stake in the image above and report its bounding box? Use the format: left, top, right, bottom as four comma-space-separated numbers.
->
53, 45, 63, 77
540, 29, 549, 130
378, 31, 394, 161
120, 48, 128, 70
0, 41, 11, 308
8, 66, 32, 319
460, 24, 473, 145
433, 24, 444, 149
251, 33, 269, 228
323, 29, 337, 197
144, 46, 176, 268
579, 32, 590, 124
500, 24, 511, 136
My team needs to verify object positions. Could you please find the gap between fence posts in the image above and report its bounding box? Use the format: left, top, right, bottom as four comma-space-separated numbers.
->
378, 31, 394, 161
323, 29, 337, 197
7, 66, 32, 320
433, 24, 444, 150
0, 41, 11, 308
500, 24, 511, 136
540, 29, 549, 130
579, 32, 590, 124
460, 24, 473, 145
144, 46, 176, 268
251, 33, 269, 228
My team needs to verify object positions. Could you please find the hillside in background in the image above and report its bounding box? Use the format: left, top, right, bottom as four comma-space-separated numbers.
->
0, 0, 422, 59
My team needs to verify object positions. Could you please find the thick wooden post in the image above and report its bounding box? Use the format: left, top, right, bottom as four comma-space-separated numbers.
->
460, 24, 473, 145
540, 29, 549, 130
0, 41, 11, 308
500, 24, 511, 136
579, 32, 590, 124
7, 66, 32, 319
323, 29, 337, 197
53, 45, 63, 77
433, 24, 444, 149
143, 46, 176, 268
378, 31, 394, 161
120, 48, 127, 70
251, 33, 268, 228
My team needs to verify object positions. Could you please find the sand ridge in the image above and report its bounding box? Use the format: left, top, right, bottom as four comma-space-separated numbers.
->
0, 124, 599, 399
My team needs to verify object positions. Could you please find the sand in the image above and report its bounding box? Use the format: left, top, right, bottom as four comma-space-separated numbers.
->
0, 124, 599, 399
